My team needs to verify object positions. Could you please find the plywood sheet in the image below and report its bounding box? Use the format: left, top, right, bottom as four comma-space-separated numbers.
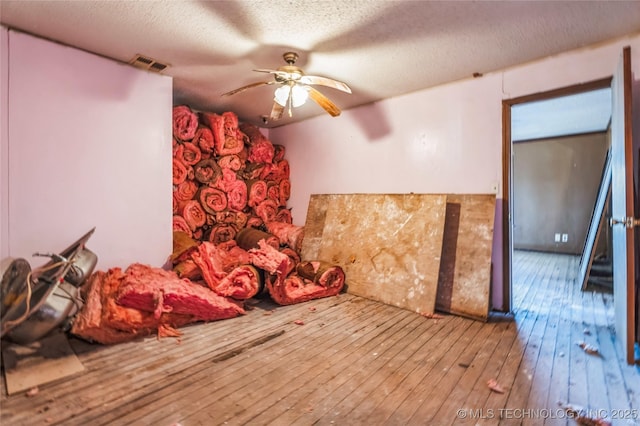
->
436, 194, 495, 321
2, 330, 85, 395
300, 194, 331, 261
301, 194, 447, 314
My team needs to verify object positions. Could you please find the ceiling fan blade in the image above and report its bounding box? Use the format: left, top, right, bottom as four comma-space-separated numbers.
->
254, 69, 290, 78
270, 101, 285, 121
221, 81, 273, 97
253, 68, 280, 74
307, 87, 341, 117
300, 75, 352, 94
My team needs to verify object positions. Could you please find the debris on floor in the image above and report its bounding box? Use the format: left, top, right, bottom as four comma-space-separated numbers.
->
486, 378, 505, 394
577, 341, 601, 357
557, 401, 611, 426
2, 330, 86, 395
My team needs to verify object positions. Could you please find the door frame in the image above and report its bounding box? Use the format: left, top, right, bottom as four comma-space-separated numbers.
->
501, 77, 612, 313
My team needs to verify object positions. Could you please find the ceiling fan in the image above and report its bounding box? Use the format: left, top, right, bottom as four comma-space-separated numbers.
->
222, 52, 352, 122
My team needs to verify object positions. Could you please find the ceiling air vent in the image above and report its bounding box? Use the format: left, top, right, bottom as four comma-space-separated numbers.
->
129, 54, 169, 73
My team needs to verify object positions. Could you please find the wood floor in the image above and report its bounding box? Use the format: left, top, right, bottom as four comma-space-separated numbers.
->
1, 250, 639, 425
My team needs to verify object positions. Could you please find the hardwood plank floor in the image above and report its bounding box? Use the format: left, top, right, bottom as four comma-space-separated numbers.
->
1, 250, 639, 425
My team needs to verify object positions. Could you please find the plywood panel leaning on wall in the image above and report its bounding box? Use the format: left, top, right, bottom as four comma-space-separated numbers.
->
436, 194, 495, 321
301, 194, 447, 315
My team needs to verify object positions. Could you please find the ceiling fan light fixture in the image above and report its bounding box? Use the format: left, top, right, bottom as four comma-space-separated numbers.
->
274, 84, 309, 108
291, 84, 309, 107
274, 85, 289, 107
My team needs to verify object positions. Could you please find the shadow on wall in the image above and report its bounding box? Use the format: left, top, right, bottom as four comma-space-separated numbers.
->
349, 102, 391, 140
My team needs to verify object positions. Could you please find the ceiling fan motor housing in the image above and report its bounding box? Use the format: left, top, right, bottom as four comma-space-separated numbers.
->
276, 65, 304, 81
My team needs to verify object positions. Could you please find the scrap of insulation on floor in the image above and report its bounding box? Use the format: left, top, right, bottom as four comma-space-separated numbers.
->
486, 378, 505, 394
557, 402, 612, 426
576, 341, 603, 358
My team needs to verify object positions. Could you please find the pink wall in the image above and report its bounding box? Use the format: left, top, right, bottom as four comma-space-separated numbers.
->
271, 75, 503, 220
1, 27, 8, 257
1, 30, 173, 270
271, 33, 640, 311
2, 27, 637, 311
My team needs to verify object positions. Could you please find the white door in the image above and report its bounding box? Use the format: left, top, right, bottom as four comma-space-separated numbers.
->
610, 46, 637, 365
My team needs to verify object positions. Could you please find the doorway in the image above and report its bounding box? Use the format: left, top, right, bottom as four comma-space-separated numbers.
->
501, 78, 613, 312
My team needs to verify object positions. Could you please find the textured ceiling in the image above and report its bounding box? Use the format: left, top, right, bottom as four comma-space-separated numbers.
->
1, 0, 639, 128
512, 88, 612, 142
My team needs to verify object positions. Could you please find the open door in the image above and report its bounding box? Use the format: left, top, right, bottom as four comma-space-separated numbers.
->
610, 46, 637, 365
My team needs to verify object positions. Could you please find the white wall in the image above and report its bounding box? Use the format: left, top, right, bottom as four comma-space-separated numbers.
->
1, 29, 173, 270
271, 33, 640, 310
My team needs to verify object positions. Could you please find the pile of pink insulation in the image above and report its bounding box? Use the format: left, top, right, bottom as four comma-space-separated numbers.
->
171, 106, 293, 244
70, 106, 345, 345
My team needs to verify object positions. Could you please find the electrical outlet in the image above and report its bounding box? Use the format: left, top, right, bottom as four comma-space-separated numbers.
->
554, 233, 561, 242
562, 233, 568, 243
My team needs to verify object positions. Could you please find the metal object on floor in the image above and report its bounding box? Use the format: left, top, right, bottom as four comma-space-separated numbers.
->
0, 257, 32, 322
0, 228, 97, 343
